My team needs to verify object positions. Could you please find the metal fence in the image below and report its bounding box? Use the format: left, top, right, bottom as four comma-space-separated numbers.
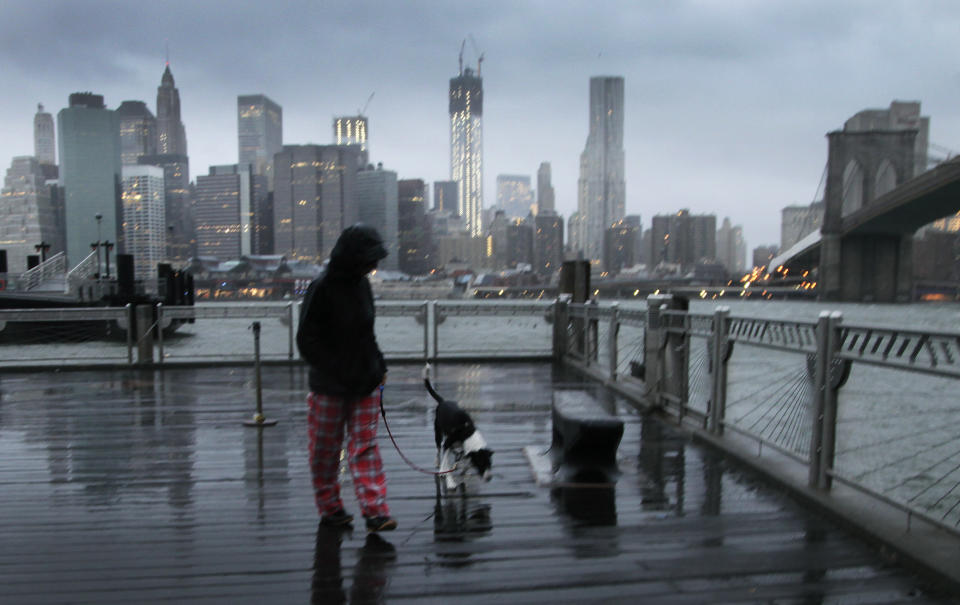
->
0, 300, 557, 368
3, 297, 957, 540
561, 297, 960, 540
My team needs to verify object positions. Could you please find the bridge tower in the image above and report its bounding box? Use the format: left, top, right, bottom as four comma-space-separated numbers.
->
821, 129, 917, 302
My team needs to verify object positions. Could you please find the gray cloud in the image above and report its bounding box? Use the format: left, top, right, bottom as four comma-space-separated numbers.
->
2, 0, 959, 253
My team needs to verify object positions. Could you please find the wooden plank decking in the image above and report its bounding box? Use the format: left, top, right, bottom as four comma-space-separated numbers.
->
0, 362, 954, 603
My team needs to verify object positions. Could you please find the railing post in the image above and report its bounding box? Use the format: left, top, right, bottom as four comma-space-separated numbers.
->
243, 321, 277, 428
287, 302, 295, 361
808, 312, 830, 488
156, 303, 165, 366
710, 307, 731, 435
608, 302, 619, 380
553, 297, 569, 362
135, 303, 154, 365
588, 300, 599, 364
125, 303, 135, 365
818, 311, 843, 490
644, 295, 666, 407
427, 301, 434, 361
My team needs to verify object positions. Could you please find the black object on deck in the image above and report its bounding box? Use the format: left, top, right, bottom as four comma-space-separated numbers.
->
551, 390, 624, 483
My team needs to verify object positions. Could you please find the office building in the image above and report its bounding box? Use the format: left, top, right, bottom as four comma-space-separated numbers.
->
533, 212, 564, 277
1, 156, 60, 272
193, 165, 252, 261
781, 201, 823, 251
120, 165, 165, 286
398, 179, 431, 274
238, 95, 282, 189
753, 245, 778, 270
716, 217, 746, 275
273, 145, 360, 262
434, 180, 458, 213
356, 165, 399, 270
139, 153, 193, 262
449, 61, 484, 237
156, 64, 188, 176
537, 162, 555, 215
334, 115, 369, 169
57, 92, 122, 268
496, 174, 533, 219
505, 218, 534, 269
649, 209, 716, 271
603, 219, 640, 275
34, 104, 56, 167
116, 101, 157, 166
576, 76, 625, 261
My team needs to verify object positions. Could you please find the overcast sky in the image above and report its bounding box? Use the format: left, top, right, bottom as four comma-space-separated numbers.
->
3, 0, 959, 253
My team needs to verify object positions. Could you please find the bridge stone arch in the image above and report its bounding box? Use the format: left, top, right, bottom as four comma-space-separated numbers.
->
821, 129, 918, 302
841, 159, 864, 216
875, 158, 898, 198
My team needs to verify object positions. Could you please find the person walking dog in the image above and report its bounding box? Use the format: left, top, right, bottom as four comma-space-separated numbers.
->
297, 224, 397, 532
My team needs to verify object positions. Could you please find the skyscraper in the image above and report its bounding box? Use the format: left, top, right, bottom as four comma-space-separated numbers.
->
139, 153, 193, 262
33, 104, 56, 167
193, 165, 252, 261
1, 156, 59, 272
356, 165, 399, 271
449, 61, 483, 237
57, 92, 121, 268
716, 217, 746, 275
536, 162, 555, 215
398, 179, 431, 275
121, 165, 165, 285
649, 209, 716, 271
273, 145, 359, 262
238, 95, 283, 189
433, 180, 458, 213
576, 76, 625, 262
496, 175, 533, 219
116, 101, 157, 166
156, 64, 188, 176
533, 212, 563, 277
334, 116, 369, 169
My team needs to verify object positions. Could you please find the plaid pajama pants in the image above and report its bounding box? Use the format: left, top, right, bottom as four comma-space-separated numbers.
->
307, 390, 390, 518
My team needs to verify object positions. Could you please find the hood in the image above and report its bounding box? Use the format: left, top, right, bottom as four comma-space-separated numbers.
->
327, 224, 388, 277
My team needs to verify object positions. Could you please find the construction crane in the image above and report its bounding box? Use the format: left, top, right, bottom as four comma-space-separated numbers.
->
458, 39, 466, 74
469, 34, 484, 77
357, 92, 374, 117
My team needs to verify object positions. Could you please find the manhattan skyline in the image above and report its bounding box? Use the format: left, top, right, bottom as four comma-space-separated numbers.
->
2, 1, 960, 255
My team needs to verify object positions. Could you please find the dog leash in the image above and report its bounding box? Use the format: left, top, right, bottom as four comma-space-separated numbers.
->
378, 385, 457, 476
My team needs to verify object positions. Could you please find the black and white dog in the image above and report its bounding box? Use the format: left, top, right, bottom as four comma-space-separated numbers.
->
424, 366, 493, 491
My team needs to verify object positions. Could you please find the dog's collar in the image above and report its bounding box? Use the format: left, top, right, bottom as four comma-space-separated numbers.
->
462, 431, 487, 454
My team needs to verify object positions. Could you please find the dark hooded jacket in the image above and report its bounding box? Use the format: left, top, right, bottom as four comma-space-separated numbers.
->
296, 225, 388, 399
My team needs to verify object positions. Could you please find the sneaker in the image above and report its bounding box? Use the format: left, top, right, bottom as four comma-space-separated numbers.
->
320, 509, 354, 527
365, 516, 398, 532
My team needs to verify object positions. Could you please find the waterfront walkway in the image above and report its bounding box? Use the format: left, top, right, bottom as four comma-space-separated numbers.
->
0, 362, 954, 603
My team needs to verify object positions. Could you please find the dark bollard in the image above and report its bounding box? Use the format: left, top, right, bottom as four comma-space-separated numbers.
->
244, 321, 277, 428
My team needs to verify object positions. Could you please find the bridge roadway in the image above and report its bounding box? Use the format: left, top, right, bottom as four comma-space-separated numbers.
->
0, 362, 956, 603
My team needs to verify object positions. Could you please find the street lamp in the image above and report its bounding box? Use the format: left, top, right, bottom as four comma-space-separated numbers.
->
94, 213, 103, 278
34, 241, 51, 263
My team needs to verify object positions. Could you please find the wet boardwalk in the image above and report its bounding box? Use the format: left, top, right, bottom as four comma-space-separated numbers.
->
0, 362, 953, 603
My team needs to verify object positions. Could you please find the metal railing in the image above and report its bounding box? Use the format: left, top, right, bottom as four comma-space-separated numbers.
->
558, 296, 960, 540
3, 297, 956, 540
0, 300, 557, 368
